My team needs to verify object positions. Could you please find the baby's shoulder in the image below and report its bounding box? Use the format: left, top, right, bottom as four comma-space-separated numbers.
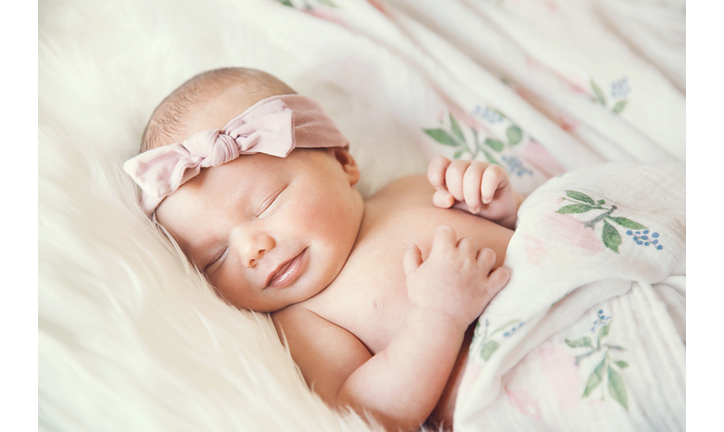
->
367, 174, 434, 206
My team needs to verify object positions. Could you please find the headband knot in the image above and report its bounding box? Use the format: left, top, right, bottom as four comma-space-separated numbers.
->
123, 94, 348, 216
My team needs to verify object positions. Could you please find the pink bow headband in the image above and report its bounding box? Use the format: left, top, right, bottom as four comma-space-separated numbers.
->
123, 94, 349, 216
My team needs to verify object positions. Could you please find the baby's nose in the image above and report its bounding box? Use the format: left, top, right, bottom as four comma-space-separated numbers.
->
238, 233, 276, 269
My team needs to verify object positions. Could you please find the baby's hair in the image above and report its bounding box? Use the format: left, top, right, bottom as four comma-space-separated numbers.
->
141, 67, 296, 152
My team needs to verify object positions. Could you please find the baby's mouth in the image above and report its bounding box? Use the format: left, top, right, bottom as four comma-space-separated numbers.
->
266, 248, 308, 289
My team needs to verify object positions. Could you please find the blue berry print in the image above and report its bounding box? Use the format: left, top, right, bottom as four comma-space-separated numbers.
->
501, 155, 533, 177
626, 229, 664, 251
473, 105, 505, 124
611, 77, 631, 99
502, 321, 525, 338
590, 310, 612, 334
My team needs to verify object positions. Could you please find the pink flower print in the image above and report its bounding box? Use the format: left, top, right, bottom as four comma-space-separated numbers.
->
506, 386, 543, 421
366, 0, 390, 16
458, 361, 484, 399
524, 54, 543, 72
563, 76, 590, 95
537, 346, 580, 410
505, 385, 542, 421
515, 84, 536, 104
504, 345, 580, 420
303, 8, 345, 26
521, 141, 565, 178
545, 213, 603, 255
544, 0, 559, 13
524, 233, 549, 267
558, 113, 580, 132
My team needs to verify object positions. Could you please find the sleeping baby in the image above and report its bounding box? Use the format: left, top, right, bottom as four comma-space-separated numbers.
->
124, 67, 525, 431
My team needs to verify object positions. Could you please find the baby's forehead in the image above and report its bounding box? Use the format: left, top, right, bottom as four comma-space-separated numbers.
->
182, 89, 266, 139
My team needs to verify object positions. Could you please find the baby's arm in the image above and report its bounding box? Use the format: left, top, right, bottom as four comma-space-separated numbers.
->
428, 156, 525, 229
274, 226, 509, 431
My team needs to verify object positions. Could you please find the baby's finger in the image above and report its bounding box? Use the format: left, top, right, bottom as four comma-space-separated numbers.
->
445, 160, 471, 202
457, 236, 478, 255
463, 162, 486, 213
402, 243, 424, 276
477, 247, 497, 270
427, 156, 452, 189
486, 266, 511, 293
480, 165, 508, 204
433, 189, 455, 209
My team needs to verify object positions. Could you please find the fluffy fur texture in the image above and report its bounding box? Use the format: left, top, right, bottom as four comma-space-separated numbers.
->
39, 0, 425, 431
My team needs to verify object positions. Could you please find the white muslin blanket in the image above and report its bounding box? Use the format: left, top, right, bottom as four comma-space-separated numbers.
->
455, 162, 686, 431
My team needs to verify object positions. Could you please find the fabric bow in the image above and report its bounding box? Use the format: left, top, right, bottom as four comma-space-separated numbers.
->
124, 97, 303, 216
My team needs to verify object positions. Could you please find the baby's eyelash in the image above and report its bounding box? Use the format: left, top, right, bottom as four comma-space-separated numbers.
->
205, 247, 228, 270
256, 185, 287, 217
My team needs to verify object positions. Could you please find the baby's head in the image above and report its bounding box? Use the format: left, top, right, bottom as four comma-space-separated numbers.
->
126, 68, 364, 312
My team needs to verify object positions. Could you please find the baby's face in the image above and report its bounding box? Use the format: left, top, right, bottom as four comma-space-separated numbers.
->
156, 148, 363, 312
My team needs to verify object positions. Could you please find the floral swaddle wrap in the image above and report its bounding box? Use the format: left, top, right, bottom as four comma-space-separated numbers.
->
455, 162, 685, 432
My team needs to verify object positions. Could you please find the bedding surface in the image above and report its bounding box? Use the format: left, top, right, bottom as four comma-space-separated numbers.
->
455, 162, 685, 431
39, 0, 685, 431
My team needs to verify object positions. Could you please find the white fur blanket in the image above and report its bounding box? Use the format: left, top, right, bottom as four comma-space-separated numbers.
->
39, 0, 685, 431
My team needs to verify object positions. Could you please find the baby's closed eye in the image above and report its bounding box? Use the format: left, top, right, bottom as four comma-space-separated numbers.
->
205, 246, 229, 271
256, 184, 288, 217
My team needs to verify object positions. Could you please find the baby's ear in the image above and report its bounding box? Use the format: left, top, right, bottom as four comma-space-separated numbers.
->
332, 148, 360, 186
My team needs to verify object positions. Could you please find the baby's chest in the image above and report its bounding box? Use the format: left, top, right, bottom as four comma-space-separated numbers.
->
312, 203, 513, 353
318, 235, 412, 353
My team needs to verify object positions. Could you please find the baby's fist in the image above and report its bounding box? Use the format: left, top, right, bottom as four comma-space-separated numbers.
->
427, 156, 521, 229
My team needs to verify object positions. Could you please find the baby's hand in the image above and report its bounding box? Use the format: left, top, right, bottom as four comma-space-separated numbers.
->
428, 156, 521, 228
403, 226, 510, 332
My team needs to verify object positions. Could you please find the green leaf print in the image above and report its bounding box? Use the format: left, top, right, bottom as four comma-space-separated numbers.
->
557, 204, 595, 214
317, 0, 338, 7
481, 148, 501, 166
608, 217, 647, 230
602, 220, 622, 253
506, 125, 523, 145
278, 0, 294, 6
607, 367, 629, 411
565, 190, 597, 205
568, 313, 631, 411
613, 100, 628, 114
556, 191, 655, 253
565, 336, 593, 349
480, 340, 500, 361
597, 322, 611, 347
450, 113, 465, 143
583, 357, 606, 397
591, 79, 606, 105
484, 137, 504, 152
424, 129, 459, 147
614, 360, 629, 369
